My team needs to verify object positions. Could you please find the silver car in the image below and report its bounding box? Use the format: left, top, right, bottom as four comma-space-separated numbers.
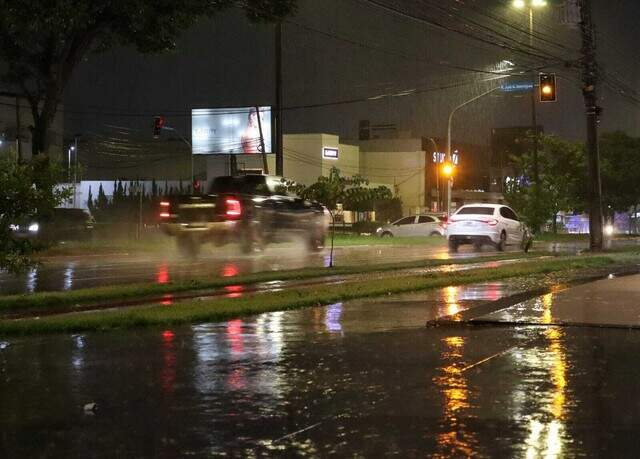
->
376, 214, 445, 238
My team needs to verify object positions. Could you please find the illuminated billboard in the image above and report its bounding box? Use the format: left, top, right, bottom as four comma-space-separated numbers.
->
192, 107, 272, 155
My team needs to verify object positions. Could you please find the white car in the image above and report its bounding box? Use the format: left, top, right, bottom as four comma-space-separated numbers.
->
445, 204, 532, 252
376, 214, 445, 238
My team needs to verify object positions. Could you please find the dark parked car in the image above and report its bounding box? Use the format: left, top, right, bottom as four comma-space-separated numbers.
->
10, 208, 95, 243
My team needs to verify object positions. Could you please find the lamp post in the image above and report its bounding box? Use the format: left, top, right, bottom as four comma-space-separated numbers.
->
512, 0, 547, 186
446, 86, 500, 216
426, 137, 440, 212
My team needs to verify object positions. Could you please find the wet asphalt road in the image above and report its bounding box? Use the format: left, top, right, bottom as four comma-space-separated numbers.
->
2, 279, 639, 457
0, 239, 608, 295
0, 242, 484, 295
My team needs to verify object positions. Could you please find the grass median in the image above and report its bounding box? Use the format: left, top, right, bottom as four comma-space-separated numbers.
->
0, 253, 635, 336
0, 252, 545, 315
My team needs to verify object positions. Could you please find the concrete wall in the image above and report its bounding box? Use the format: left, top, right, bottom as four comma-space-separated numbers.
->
359, 150, 426, 216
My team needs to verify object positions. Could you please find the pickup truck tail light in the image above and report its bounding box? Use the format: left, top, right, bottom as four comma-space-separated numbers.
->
225, 198, 242, 217
159, 201, 171, 219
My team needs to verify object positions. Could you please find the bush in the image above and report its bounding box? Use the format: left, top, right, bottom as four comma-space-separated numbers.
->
375, 197, 403, 223
351, 221, 382, 234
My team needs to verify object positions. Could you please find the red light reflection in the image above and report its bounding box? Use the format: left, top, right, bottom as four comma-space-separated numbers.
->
162, 330, 175, 342
227, 319, 244, 355
161, 294, 174, 306
221, 263, 240, 278
224, 285, 245, 298
156, 263, 170, 284
161, 330, 176, 394
486, 283, 502, 301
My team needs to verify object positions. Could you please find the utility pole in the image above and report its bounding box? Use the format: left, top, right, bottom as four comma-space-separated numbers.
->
255, 106, 269, 174
275, 22, 284, 176
15, 96, 22, 162
528, 6, 540, 185
73, 135, 79, 207
579, 0, 604, 251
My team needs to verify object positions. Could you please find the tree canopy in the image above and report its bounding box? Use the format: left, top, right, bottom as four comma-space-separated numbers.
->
504, 134, 584, 232
599, 131, 640, 217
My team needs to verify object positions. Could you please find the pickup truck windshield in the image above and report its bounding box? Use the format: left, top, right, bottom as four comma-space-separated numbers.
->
209, 176, 272, 195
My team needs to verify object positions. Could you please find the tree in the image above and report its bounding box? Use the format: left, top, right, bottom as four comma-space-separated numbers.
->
0, 156, 70, 272
86, 185, 94, 214
505, 135, 584, 233
374, 197, 403, 223
285, 167, 391, 267
0, 0, 296, 156
599, 132, 640, 221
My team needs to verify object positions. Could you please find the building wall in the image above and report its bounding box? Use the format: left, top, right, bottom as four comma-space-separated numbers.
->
359, 149, 426, 215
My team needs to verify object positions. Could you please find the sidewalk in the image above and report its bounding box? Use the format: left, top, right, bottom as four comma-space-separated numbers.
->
472, 273, 640, 328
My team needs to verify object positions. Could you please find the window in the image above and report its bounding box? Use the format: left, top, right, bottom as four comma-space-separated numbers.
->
456, 206, 495, 216
395, 216, 416, 225
418, 216, 435, 223
500, 207, 519, 221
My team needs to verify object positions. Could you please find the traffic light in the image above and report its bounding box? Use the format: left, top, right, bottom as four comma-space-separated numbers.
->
153, 116, 166, 138
539, 73, 557, 102
442, 162, 454, 178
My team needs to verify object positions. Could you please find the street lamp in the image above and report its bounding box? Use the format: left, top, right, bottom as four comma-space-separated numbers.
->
446, 85, 501, 216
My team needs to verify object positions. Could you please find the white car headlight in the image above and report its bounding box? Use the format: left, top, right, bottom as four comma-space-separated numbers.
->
9, 224, 19, 231
28, 223, 39, 233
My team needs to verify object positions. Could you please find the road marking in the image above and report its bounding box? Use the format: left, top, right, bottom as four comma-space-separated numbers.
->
460, 345, 519, 373
272, 421, 323, 443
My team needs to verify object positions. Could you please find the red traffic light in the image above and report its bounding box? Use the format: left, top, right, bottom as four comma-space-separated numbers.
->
539, 73, 557, 102
153, 116, 166, 138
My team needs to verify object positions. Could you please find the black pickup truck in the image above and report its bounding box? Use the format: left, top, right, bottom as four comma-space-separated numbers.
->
159, 175, 329, 257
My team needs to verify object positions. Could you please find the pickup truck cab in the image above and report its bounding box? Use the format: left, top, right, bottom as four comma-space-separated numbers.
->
159, 175, 329, 257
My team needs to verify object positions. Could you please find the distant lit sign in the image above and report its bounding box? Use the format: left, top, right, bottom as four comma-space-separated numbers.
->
192, 107, 272, 155
323, 147, 339, 159
432, 151, 460, 165
500, 82, 534, 93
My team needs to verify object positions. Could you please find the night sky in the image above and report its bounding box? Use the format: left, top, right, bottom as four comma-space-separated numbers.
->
63, 0, 640, 153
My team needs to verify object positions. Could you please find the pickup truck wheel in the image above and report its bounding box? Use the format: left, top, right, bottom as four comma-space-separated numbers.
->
177, 236, 199, 258
308, 233, 325, 252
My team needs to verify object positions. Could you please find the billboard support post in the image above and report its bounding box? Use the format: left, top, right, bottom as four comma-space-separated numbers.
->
255, 105, 269, 174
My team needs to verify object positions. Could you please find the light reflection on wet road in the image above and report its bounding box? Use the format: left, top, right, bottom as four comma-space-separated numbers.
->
1, 281, 639, 456
0, 243, 495, 295
0, 238, 612, 295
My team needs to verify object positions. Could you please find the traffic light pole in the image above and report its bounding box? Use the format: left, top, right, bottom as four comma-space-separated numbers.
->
162, 126, 193, 185
579, 0, 604, 251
